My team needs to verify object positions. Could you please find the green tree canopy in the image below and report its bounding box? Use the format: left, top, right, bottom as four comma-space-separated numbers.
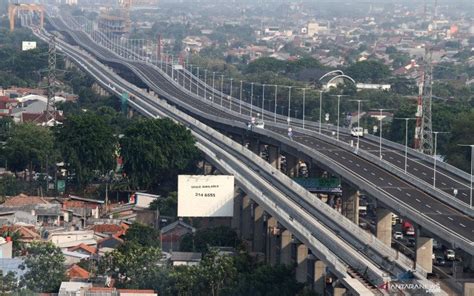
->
180, 226, 241, 253
123, 222, 160, 248
54, 112, 117, 187
3, 123, 55, 173
120, 118, 199, 191
446, 110, 474, 172
345, 60, 391, 83
19, 242, 66, 293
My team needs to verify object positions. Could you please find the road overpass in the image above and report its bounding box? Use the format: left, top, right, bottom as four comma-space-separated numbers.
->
21, 10, 474, 294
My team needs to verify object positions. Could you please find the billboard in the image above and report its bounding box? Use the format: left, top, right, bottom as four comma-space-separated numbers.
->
178, 175, 235, 217
22, 41, 37, 51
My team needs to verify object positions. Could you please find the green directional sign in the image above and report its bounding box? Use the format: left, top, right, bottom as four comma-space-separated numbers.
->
57, 180, 66, 194
292, 177, 341, 193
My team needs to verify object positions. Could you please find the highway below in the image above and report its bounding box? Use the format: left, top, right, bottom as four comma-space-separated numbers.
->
47, 15, 474, 259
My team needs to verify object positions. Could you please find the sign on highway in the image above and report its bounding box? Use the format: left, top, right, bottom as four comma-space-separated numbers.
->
177, 175, 235, 217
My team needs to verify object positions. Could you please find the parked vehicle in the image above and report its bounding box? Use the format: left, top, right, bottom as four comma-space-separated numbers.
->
434, 256, 446, 266
407, 238, 416, 247
392, 214, 399, 225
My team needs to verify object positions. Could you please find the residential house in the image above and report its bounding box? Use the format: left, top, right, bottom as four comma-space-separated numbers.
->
170, 252, 202, 266
68, 243, 97, 257
0, 225, 40, 243
48, 230, 96, 249
161, 220, 195, 252
67, 264, 90, 281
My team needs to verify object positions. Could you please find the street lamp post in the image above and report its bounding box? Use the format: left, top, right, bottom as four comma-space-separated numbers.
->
250, 82, 254, 118
287, 86, 292, 126
319, 90, 324, 134
395, 118, 416, 173
212, 72, 216, 103
371, 108, 393, 159
331, 95, 348, 141
458, 144, 474, 208
349, 99, 367, 149
189, 65, 193, 92
432, 131, 449, 188
261, 84, 265, 122
220, 74, 224, 106
204, 70, 208, 100
229, 78, 233, 111
274, 85, 278, 123
239, 81, 243, 114
302, 88, 307, 129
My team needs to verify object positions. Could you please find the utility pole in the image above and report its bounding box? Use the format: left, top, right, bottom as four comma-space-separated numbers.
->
46, 34, 57, 124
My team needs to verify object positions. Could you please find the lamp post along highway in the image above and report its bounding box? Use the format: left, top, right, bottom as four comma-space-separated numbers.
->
274, 85, 278, 123
432, 131, 449, 188
220, 74, 224, 106
287, 86, 292, 126
196, 67, 200, 95
229, 78, 233, 111
212, 72, 215, 103
349, 99, 367, 149
319, 90, 324, 134
204, 70, 208, 101
261, 84, 265, 122
371, 108, 393, 160
302, 88, 306, 129
239, 80, 243, 114
459, 144, 474, 208
189, 65, 193, 92
331, 95, 348, 141
250, 82, 254, 118
395, 117, 416, 173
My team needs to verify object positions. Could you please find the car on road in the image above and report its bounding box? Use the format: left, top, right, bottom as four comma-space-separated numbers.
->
393, 231, 403, 240
446, 249, 455, 261
407, 238, 416, 247
434, 256, 446, 266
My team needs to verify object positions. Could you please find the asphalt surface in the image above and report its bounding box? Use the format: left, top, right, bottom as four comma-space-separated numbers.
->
50, 18, 474, 247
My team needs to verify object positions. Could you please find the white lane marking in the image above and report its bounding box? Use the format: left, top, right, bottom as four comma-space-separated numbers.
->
397, 187, 402, 191
388, 182, 393, 186
406, 193, 411, 197
371, 172, 375, 176
415, 198, 420, 202
379, 177, 384, 181
413, 168, 418, 171
436, 210, 442, 214
425, 204, 431, 208
334, 152, 339, 156
389, 156, 393, 160
448, 217, 454, 221
342, 156, 346, 160
441, 182, 447, 186
397, 160, 401, 163
348, 160, 353, 163
462, 193, 467, 196
460, 223, 466, 228
356, 163, 360, 167
422, 172, 427, 176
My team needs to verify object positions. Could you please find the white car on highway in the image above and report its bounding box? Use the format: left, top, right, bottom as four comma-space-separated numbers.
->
393, 231, 403, 240
351, 127, 364, 137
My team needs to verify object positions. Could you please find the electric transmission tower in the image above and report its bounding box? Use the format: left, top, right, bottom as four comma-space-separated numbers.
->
420, 48, 434, 155
46, 33, 57, 123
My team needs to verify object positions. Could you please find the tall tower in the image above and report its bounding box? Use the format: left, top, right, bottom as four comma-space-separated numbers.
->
46, 34, 57, 123
420, 48, 434, 155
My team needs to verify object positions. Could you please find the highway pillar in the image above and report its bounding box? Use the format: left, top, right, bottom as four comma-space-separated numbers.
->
376, 208, 392, 246
415, 236, 433, 273
248, 139, 260, 155
313, 260, 326, 294
464, 283, 474, 296
241, 195, 253, 247
296, 244, 308, 283
280, 229, 292, 265
231, 190, 243, 236
334, 286, 346, 296
253, 205, 265, 253
286, 154, 298, 178
266, 217, 278, 265
267, 146, 281, 170
341, 183, 359, 225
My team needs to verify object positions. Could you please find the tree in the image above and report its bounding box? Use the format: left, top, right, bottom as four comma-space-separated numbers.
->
149, 191, 177, 217
345, 60, 391, 83
123, 222, 160, 247
99, 241, 161, 289
3, 123, 55, 175
120, 118, 199, 191
54, 112, 117, 187
19, 242, 66, 293
180, 226, 241, 253
0, 271, 18, 295
446, 111, 474, 172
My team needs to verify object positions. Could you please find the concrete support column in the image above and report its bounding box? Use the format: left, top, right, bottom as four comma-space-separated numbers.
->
416, 236, 433, 273
241, 195, 253, 244
464, 283, 474, 296
296, 244, 308, 283
341, 183, 359, 225
248, 139, 259, 155
267, 146, 281, 170
334, 286, 347, 296
266, 217, 278, 265
231, 190, 243, 236
280, 230, 292, 265
286, 154, 298, 178
253, 205, 265, 253
376, 208, 392, 246
313, 260, 326, 294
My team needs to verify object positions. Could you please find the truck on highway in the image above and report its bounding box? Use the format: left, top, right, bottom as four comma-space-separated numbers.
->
402, 221, 415, 236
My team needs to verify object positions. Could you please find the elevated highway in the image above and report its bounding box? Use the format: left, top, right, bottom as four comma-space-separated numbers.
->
47, 14, 474, 261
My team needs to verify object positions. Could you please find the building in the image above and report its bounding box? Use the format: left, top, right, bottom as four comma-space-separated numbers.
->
170, 252, 202, 266
160, 220, 195, 252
